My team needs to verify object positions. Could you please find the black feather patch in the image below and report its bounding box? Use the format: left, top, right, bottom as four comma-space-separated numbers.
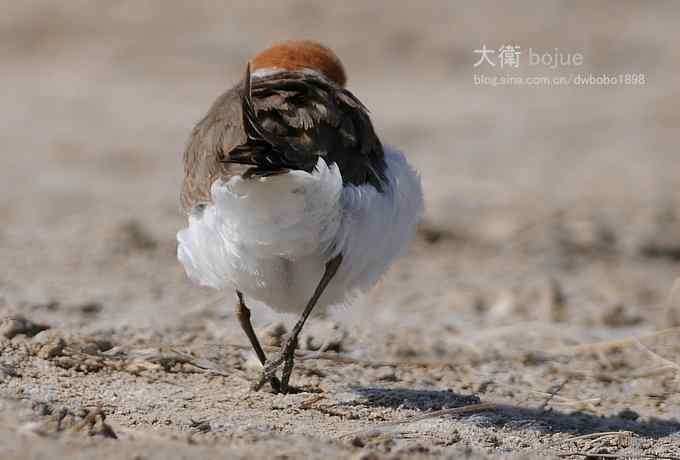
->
229, 65, 387, 191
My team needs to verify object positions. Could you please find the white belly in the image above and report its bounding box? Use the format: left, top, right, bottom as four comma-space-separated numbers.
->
177, 147, 423, 314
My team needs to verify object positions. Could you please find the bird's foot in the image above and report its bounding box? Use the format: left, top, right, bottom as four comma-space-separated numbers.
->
267, 376, 283, 393
252, 337, 297, 393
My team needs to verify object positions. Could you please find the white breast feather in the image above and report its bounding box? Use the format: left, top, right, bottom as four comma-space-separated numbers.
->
177, 147, 423, 314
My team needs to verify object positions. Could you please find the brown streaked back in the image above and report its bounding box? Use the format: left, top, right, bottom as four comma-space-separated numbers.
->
181, 65, 386, 214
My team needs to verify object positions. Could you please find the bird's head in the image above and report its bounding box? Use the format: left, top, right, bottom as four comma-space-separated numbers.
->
250, 40, 347, 87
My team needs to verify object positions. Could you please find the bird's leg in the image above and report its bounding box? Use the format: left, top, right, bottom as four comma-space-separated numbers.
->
235, 291, 282, 392
279, 336, 298, 390
253, 253, 343, 393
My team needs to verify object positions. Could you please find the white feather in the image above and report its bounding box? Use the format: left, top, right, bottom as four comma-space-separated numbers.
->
177, 146, 424, 314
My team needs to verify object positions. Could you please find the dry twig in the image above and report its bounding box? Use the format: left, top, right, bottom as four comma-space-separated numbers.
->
549, 327, 680, 355
338, 402, 495, 440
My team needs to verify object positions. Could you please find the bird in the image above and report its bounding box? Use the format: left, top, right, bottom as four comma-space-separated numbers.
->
177, 40, 424, 393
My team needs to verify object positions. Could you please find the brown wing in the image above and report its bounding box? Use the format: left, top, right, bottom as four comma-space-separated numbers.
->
180, 85, 247, 213
181, 67, 386, 213
234, 68, 387, 190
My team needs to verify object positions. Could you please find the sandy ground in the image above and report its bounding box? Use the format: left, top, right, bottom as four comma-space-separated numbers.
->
2, 1, 680, 458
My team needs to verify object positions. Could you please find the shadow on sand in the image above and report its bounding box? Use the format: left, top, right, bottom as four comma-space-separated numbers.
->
344, 387, 680, 439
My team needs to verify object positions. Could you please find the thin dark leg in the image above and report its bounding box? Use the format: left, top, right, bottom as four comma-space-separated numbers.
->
235, 291, 281, 392
254, 253, 343, 392
280, 335, 298, 389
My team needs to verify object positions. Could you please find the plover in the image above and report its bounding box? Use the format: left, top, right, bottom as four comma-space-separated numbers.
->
177, 40, 423, 393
